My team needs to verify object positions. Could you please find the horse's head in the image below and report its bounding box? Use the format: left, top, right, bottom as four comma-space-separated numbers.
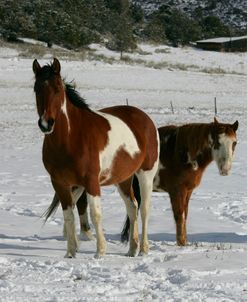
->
210, 118, 238, 176
33, 58, 64, 134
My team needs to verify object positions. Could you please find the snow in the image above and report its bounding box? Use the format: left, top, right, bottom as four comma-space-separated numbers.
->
0, 43, 247, 301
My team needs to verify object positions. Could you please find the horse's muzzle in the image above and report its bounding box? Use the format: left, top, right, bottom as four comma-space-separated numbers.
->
38, 117, 55, 134
219, 164, 231, 176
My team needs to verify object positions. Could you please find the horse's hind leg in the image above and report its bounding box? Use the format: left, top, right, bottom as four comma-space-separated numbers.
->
117, 177, 139, 257
120, 175, 141, 243
52, 181, 79, 258
76, 191, 94, 241
136, 168, 157, 255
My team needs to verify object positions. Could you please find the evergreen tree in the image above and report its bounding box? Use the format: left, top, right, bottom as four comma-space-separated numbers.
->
201, 15, 230, 38
106, 0, 137, 56
130, 3, 144, 23
0, 0, 234, 50
143, 19, 167, 43
146, 6, 202, 46
164, 9, 202, 46
110, 15, 136, 57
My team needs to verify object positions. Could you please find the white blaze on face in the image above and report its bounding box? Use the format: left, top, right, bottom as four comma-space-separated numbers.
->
212, 133, 236, 176
40, 111, 48, 129
61, 95, 71, 133
97, 112, 140, 182
40, 110, 54, 135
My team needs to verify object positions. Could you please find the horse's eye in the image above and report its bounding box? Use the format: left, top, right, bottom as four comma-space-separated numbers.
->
54, 88, 60, 95
232, 141, 237, 151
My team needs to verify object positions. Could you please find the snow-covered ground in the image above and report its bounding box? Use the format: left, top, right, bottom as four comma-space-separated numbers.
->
0, 43, 246, 301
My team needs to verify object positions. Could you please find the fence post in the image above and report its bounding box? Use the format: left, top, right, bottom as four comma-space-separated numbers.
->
214, 97, 217, 116
170, 101, 174, 114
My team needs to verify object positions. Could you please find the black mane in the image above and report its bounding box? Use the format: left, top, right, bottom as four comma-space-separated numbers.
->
65, 83, 90, 110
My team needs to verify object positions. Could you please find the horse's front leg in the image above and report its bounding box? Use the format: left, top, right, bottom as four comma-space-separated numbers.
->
76, 191, 94, 241
86, 188, 106, 258
170, 189, 192, 246
52, 181, 79, 258
183, 190, 192, 245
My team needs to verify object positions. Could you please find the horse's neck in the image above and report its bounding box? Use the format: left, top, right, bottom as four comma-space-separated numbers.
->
47, 97, 86, 146
176, 125, 213, 170
197, 147, 213, 170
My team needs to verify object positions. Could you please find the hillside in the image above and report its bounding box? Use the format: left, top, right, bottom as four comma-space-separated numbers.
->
134, 0, 247, 30
1, 0, 247, 51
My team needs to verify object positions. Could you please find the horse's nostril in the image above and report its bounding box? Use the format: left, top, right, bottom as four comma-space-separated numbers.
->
48, 118, 55, 127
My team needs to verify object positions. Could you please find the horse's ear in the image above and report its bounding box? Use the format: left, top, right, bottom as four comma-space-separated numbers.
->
232, 120, 239, 132
214, 117, 219, 124
52, 58, 61, 74
33, 59, 41, 75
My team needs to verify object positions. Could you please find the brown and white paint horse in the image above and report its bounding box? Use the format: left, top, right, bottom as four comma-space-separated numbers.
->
121, 119, 239, 245
46, 119, 238, 247
33, 58, 159, 258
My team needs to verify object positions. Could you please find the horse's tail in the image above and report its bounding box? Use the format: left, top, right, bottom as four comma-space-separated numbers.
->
120, 175, 141, 242
42, 193, 60, 222
120, 214, 130, 243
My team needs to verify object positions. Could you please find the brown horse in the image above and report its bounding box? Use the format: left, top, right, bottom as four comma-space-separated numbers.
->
45, 119, 238, 247
121, 119, 239, 245
33, 58, 159, 258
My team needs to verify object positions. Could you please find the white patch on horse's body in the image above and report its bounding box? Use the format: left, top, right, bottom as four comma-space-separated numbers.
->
211, 133, 236, 176
63, 207, 78, 258
153, 161, 165, 191
61, 95, 71, 133
97, 111, 140, 183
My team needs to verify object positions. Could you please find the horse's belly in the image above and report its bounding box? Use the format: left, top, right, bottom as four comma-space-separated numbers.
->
99, 149, 143, 185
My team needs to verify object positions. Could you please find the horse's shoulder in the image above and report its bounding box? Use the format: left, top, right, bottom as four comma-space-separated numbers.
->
158, 125, 178, 140
158, 125, 178, 157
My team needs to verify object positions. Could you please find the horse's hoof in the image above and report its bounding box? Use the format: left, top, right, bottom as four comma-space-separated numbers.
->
64, 251, 76, 258
177, 243, 187, 247
139, 244, 149, 256
81, 230, 95, 241
177, 238, 187, 246
139, 250, 149, 256
94, 253, 105, 259
126, 250, 138, 257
